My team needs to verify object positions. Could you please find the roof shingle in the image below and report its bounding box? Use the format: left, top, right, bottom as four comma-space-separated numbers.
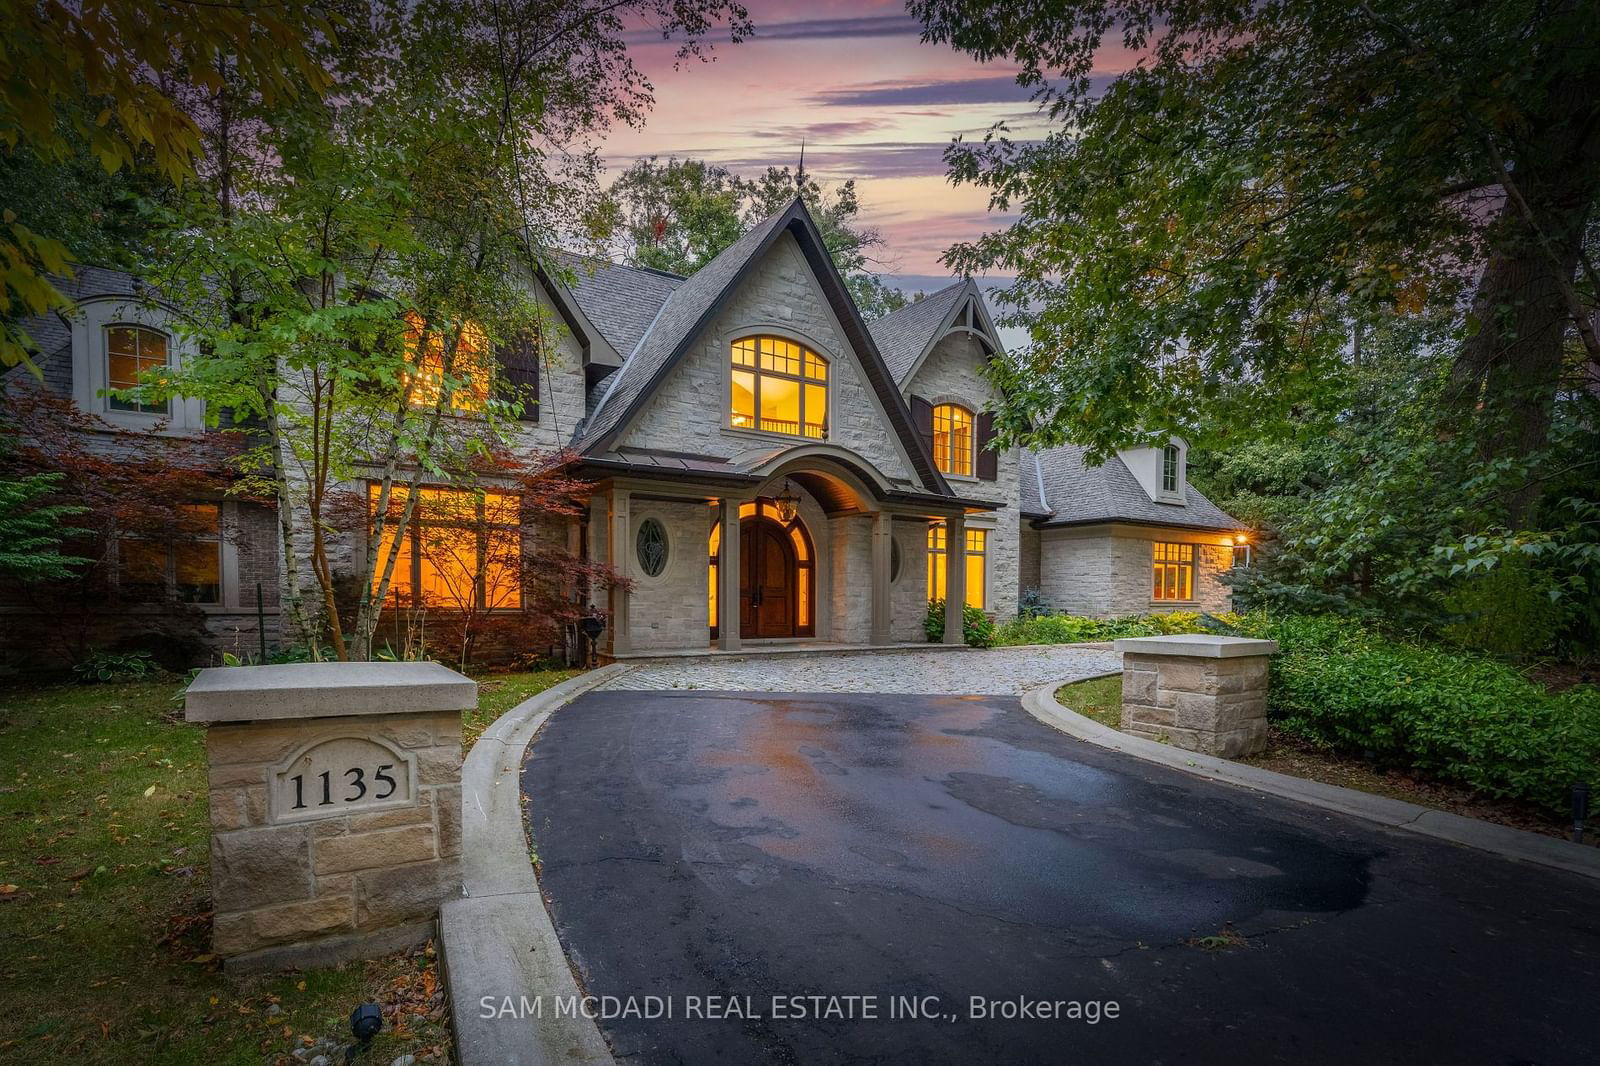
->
1028, 444, 1244, 531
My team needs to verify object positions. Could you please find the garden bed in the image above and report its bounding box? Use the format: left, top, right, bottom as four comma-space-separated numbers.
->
0, 667, 576, 1064
1054, 675, 1591, 845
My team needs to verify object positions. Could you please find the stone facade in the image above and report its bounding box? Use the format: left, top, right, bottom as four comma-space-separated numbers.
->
890, 518, 932, 643
903, 330, 1021, 616
615, 234, 924, 489
1018, 526, 1042, 600
829, 514, 874, 643
1039, 523, 1234, 617
1117, 638, 1275, 757
187, 663, 470, 972
626, 499, 713, 651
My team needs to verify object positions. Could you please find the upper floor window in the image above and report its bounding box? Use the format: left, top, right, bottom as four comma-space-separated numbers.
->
404, 312, 490, 413
106, 325, 170, 414
932, 403, 974, 476
1161, 444, 1180, 494
730, 335, 828, 439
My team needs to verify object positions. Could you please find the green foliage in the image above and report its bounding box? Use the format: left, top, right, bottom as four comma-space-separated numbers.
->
1441, 558, 1571, 661
1016, 586, 1051, 619
609, 156, 910, 318
1227, 613, 1600, 813
923, 599, 996, 648
0, 472, 89, 581
70, 650, 159, 683
994, 610, 1218, 646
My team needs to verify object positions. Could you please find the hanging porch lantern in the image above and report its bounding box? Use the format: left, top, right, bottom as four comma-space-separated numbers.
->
774, 479, 801, 524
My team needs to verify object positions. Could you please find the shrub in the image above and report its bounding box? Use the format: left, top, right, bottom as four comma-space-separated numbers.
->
1017, 587, 1052, 619
1228, 612, 1600, 813
993, 610, 1220, 646
71, 649, 159, 683
1441, 558, 1570, 661
923, 600, 997, 648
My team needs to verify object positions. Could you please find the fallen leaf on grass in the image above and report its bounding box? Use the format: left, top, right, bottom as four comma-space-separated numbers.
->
66, 868, 94, 881
0, 884, 18, 894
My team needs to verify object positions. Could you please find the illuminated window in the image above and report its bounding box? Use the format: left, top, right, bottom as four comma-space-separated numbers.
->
404, 312, 490, 413
708, 497, 815, 637
106, 325, 170, 413
927, 522, 985, 609
1161, 444, 1180, 494
932, 404, 974, 476
369, 484, 521, 610
730, 336, 828, 439
1152, 542, 1195, 601
118, 502, 220, 603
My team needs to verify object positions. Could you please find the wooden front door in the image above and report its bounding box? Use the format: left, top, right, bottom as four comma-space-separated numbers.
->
739, 518, 796, 638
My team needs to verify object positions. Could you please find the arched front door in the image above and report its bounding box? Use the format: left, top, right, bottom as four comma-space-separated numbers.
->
739, 517, 796, 638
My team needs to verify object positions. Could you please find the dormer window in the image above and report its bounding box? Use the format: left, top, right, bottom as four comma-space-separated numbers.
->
106, 325, 170, 414
1161, 444, 1180, 494
730, 335, 828, 439
932, 403, 974, 477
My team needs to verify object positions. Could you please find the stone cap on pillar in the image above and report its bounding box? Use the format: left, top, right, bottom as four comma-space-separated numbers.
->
1113, 635, 1279, 658
184, 661, 478, 723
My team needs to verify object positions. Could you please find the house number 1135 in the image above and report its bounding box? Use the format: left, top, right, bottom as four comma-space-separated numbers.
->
290, 764, 399, 809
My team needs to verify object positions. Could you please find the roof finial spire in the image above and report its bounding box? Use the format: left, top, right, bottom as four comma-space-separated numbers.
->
796, 138, 807, 194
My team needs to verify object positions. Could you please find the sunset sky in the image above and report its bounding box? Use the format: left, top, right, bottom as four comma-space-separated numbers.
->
601, 1, 1089, 289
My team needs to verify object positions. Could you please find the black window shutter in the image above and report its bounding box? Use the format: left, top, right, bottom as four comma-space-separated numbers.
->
498, 332, 540, 422
910, 394, 934, 464
975, 411, 998, 481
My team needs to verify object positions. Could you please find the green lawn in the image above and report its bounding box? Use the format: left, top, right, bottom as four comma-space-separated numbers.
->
0, 667, 578, 1064
1054, 674, 1123, 729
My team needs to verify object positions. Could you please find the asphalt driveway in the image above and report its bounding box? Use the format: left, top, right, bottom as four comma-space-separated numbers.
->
522, 689, 1596, 1065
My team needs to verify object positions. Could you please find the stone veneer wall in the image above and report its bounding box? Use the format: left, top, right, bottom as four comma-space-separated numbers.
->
1017, 525, 1042, 601
890, 518, 932, 643
612, 234, 923, 489
829, 514, 873, 643
903, 331, 1021, 617
626, 499, 713, 651
204, 710, 462, 962
1039, 524, 1234, 616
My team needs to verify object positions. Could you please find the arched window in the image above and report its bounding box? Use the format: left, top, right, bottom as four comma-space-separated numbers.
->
932, 403, 974, 476
106, 325, 170, 414
730, 336, 828, 439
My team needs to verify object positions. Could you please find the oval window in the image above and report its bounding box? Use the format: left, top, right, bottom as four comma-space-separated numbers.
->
636, 518, 668, 577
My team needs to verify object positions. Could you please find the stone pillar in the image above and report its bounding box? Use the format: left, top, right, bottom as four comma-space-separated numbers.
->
717, 496, 742, 651
1113, 635, 1278, 757
942, 513, 966, 645
184, 662, 475, 975
608, 487, 632, 656
869, 510, 893, 645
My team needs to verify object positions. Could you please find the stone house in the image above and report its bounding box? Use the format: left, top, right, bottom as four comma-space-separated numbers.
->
2, 198, 1246, 665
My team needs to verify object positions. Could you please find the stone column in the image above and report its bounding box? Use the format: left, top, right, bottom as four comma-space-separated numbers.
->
869, 510, 893, 645
717, 496, 742, 651
184, 661, 475, 975
608, 487, 632, 656
942, 513, 967, 645
1114, 635, 1279, 757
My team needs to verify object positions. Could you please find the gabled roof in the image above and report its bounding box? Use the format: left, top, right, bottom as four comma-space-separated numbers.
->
1027, 444, 1244, 532
868, 281, 967, 383
574, 197, 951, 496
553, 253, 682, 360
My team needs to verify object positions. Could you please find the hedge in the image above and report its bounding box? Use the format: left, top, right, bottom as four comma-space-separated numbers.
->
1236, 614, 1600, 814
993, 610, 1219, 646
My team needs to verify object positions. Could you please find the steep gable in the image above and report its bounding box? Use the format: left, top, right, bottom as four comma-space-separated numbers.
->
576, 198, 950, 495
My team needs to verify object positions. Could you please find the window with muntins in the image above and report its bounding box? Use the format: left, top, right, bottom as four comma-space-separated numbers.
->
730, 336, 828, 439
1161, 444, 1180, 493
1152, 541, 1195, 601
369, 484, 521, 610
927, 522, 986, 609
118, 502, 220, 603
932, 404, 974, 476
404, 312, 491, 413
106, 325, 170, 413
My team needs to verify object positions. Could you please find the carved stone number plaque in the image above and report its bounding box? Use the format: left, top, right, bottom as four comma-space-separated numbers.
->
270, 736, 417, 823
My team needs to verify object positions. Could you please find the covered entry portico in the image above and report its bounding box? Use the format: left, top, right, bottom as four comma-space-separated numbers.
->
582, 445, 996, 657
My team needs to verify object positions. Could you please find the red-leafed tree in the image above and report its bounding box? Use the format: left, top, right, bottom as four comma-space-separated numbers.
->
0, 386, 242, 665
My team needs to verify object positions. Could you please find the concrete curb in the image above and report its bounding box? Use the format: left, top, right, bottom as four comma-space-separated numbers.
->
1024, 681, 1600, 882
442, 665, 630, 1066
